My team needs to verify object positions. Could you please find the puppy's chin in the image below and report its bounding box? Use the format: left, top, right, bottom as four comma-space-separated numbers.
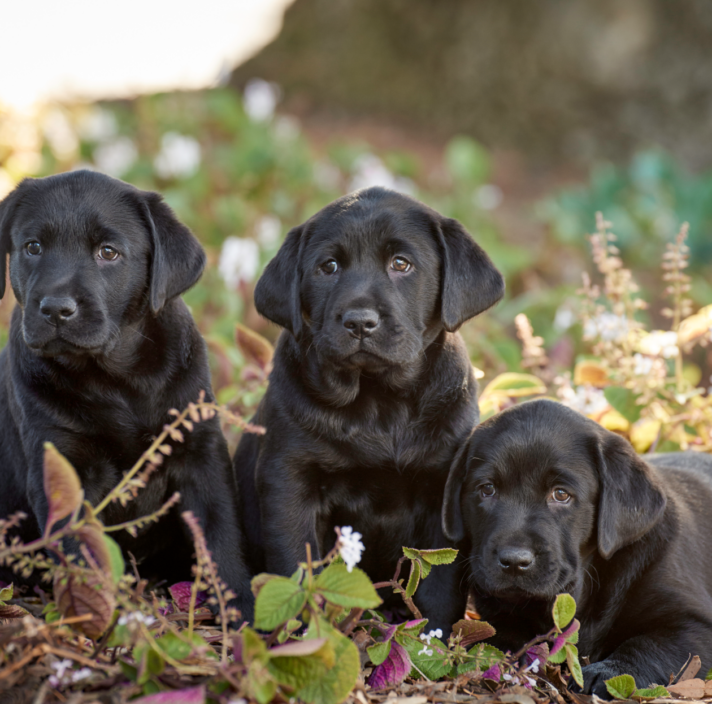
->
22, 325, 113, 359
476, 566, 580, 603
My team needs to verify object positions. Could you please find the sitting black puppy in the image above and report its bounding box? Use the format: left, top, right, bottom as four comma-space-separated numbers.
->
443, 398, 712, 696
234, 187, 504, 633
0, 171, 252, 620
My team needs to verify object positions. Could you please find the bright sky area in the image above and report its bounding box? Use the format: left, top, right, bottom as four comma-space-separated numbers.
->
0, 0, 294, 109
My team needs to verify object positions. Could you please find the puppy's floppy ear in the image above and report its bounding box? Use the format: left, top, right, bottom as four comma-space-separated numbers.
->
595, 432, 667, 559
437, 217, 505, 332
254, 225, 304, 339
442, 438, 472, 542
140, 192, 206, 315
0, 184, 23, 300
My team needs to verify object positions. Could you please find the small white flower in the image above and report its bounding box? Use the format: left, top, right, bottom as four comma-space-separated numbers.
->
349, 154, 416, 195
51, 659, 73, 679
218, 237, 260, 289
633, 353, 654, 376
525, 676, 537, 687
561, 385, 609, 416
243, 79, 279, 122
554, 306, 575, 333
585, 312, 629, 342
93, 137, 137, 177
43, 108, 78, 160
118, 611, 155, 626
524, 657, 540, 674
71, 667, 92, 682
338, 526, 364, 572
78, 107, 118, 142
474, 184, 503, 211
639, 330, 679, 359
154, 132, 201, 180
256, 215, 282, 248
418, 646, 434, 656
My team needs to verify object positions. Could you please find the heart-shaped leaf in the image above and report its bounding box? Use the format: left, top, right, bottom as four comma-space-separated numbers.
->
366, 640, 411, 689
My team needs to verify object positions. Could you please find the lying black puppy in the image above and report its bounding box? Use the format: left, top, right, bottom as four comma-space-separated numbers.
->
234, 187, 504, 632
443, 398, 712, 696
0, 171, 252, 620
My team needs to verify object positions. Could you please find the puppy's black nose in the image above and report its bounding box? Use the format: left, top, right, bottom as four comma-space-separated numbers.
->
40, 297, 78, 324
343, 309, 380, 338
498, 547, 535, 572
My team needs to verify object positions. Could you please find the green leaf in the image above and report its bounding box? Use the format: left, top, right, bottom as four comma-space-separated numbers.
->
0, 585, 13, 602
242, 626, 269, 664
247, 660, 278, 704
706, 667, 712, 681
102, 533, 125, 584
268, 639, 335, 691
402, 634, 450, 680
457, 643, 506, 675
633, 686, 670, 700
297, 620, 360, 704
566, 643, 583, 688
156, 631, 213, 661
547, 647, 567, 664
254, 576, 308, 630
405, 560, 421, 599
552, 593, 576, 630
367, 640, 392, 666
314, 564, 382, 609
605, 674, 637, 700
119, 659, 138, 682
417, 548, 458, 566
604, 387, 642, 423
445, 135, 490, 184
481, 372, 547, 397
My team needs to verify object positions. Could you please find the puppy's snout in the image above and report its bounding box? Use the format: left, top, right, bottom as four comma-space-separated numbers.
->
40, 296, 78, 324
343, 308, 380, 338
497, 547, 535, 572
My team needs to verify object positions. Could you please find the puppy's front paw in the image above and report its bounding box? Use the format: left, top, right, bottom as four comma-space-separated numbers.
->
571, 661, 621, 700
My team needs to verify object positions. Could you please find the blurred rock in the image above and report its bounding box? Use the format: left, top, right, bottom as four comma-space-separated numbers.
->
232, 0, 712, 167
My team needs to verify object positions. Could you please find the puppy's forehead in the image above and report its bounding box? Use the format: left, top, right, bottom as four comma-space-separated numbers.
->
11, 174, 146, 244
307, 190, 439, 256
469, 412, 598, 485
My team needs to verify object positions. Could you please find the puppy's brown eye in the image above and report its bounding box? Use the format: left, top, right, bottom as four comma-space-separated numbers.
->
551, 488, 571, 504
26, 241, 42, 256
480, 483, 496, 498
98, 246, 119, 261
320, 259, 338, 275
390, 256, 412, 273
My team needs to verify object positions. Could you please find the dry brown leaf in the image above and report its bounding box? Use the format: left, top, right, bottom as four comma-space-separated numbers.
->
53, 570, 115, 640
43, 443, 82, 534
668, 678, 705, 699
678, 655, 702, 682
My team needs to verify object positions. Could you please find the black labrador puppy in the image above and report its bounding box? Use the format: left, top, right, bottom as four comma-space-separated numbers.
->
0, 171, 252, 620
443, 398, 712, 696
234, 187, 504, 633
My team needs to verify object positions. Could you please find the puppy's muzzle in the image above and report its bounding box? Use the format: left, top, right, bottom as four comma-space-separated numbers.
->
343, 308, 380, 339
40, 296, 78, 325
497, 547, 535, 573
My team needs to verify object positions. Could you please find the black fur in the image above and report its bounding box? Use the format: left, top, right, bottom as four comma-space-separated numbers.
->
234, 187, 504, 633
0, 171, 253, 621
443, 399, 712, 696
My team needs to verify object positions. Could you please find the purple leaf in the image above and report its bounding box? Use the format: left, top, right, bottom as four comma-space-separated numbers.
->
562, 618, 580, 639
366, 641, 411, 689
549, 634, 567, 657
526, 643, 549, 667
483, 663, 502, 681
133, 685, 205, 704
168, 582, 207, 612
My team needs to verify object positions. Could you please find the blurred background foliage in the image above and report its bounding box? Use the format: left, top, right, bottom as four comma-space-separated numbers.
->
1, 83, 712, 449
